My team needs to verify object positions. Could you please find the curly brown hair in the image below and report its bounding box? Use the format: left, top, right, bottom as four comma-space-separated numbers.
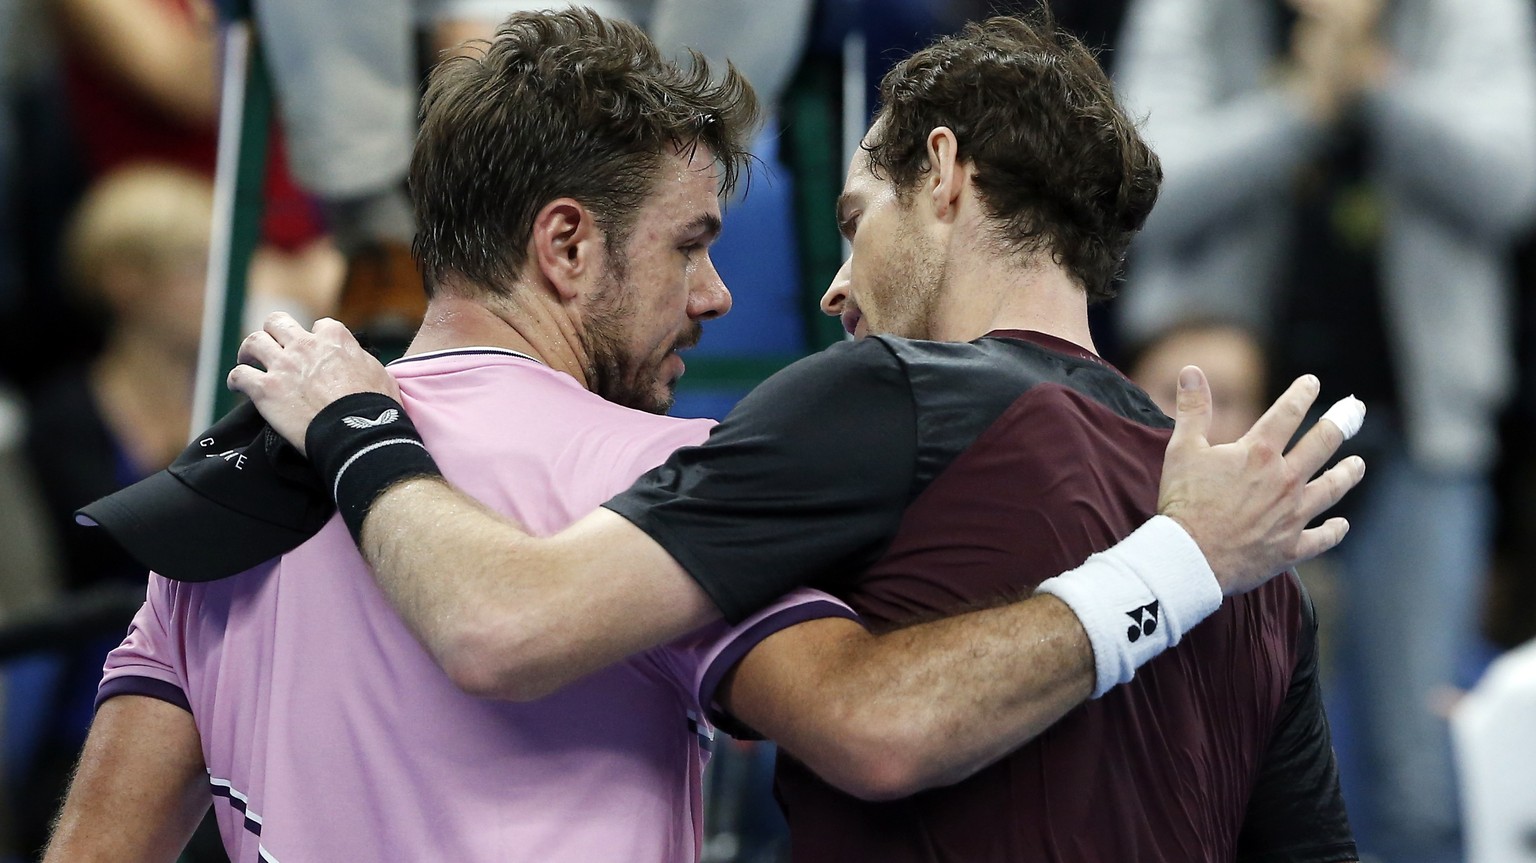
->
867, 11, 1160, 303
410, 7, 760, 297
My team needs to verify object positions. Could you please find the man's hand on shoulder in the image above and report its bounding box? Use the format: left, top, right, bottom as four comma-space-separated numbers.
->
227, 313, 399, 455
1158, 365, 1367, 596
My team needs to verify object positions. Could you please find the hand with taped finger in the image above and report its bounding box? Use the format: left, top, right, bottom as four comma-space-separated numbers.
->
226, 312, 400, 456
1157, 365, 1366, 596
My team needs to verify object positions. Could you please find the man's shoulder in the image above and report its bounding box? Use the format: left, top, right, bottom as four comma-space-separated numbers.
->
567, 392, 714, 440
395, 350, 714, 448
740, 337, 913, 409
860, 331, 1102, 391
391, 354, 714, 516
851, 331, 1169, 441
748, 333, 1071, 397
774, 336, 906, 378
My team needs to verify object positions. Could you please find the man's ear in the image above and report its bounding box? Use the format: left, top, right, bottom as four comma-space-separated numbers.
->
530, 198, 602, 303
925, 126, 967, 223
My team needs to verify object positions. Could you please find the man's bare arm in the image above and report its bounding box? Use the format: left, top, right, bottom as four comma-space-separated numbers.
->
361, 484, 717, 699
720, 600, 1089, 800
229, 314, 1361, 701
43, 696, 210, 863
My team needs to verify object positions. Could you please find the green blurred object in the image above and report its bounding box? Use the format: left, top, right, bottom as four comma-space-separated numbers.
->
678, 355, 802, 391
191, 7, 270, 429
782, 55, 850, 353
215, 32, 272, 418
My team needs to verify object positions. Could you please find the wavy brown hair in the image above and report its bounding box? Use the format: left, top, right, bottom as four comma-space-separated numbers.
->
410, 7, 760, 298
867, 11, 1160, 302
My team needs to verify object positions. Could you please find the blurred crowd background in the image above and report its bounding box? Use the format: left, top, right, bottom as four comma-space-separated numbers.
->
1, 0, 1534, 861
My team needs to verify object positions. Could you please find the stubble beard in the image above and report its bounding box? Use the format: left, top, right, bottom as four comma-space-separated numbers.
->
880, 219, 946, 340
580, 267, 700, 415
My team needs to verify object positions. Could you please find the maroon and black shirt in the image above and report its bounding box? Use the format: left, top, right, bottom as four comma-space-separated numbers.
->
605, 330, 1355, 863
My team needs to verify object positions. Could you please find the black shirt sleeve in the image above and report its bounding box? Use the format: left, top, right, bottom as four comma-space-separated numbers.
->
1236, 574, 1359, 863
603, 339, 918, 623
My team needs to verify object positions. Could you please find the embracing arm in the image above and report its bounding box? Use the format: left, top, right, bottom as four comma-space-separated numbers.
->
721, 597, 1090, 800
43, 696, 210, 863
229, 315, 1362, 703
359, 481, 716, 700
718, 372, 1362, 801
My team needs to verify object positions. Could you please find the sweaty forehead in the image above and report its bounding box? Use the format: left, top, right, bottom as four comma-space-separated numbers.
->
666, 140, 722, 183
647, 146, 722, 203
626, 148, 722, 241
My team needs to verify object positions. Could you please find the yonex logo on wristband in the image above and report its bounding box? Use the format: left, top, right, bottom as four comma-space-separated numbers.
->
1125, 601, 1160, 643
1036, 517, 1220, 698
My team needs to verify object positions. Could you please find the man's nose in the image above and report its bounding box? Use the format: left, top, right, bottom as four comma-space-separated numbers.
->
820, 258, 852, 316
688, 255, 732, 321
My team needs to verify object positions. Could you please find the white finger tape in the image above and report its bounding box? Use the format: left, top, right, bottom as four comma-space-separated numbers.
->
1320, 395, 1366, 441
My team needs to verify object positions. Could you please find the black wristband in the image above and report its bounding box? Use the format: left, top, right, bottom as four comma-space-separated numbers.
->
305, 392, 443, 542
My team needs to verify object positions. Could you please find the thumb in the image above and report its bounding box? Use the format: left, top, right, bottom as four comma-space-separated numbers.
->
1168, 365, 1212, 453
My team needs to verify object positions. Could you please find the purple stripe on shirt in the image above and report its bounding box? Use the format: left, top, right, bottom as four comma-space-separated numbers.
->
697, 599, 860, 732
97, 675, 191, 713
208, 779, 264, 836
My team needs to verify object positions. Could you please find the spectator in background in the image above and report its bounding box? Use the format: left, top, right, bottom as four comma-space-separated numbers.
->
17, 164, 214, 856
52, 0, 343, 327
28, 164, 212, 589
1128, 321, 1268, 446
1114, 0, 1536, 860
428, 0, 814, 98
254, 0, 813, 348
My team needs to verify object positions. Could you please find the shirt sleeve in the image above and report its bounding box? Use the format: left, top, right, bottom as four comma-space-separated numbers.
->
660, 588, 860, 737
1236, 577, 1358, 863
603, 339, 919, 623
96, 575, 191, 713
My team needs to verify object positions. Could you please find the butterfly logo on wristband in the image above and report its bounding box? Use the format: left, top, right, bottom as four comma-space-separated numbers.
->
342, 409, 401, 429
1125, 601, 1160, 643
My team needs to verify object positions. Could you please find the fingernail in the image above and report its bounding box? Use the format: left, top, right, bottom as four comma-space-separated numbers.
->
1321, 396, 1366, 440
1179, 367, 1200, 391
1303, 374, 1320, 393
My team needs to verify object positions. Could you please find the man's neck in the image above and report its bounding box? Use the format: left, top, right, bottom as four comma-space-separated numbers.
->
930, 254, 1097, 354
405, 289, 593, 387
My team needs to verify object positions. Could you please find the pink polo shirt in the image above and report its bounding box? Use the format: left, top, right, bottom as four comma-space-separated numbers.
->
100, 348, 853, 863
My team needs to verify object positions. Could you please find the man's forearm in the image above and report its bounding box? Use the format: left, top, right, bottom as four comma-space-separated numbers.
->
44, 695, 209, 863
726, 515, 1229, 800
727, 592, 1094, 800
359, 477, 718, 700
866, 594, 1095, 787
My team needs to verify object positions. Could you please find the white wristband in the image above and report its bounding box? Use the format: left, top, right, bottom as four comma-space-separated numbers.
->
1036, 515, 1222, 698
